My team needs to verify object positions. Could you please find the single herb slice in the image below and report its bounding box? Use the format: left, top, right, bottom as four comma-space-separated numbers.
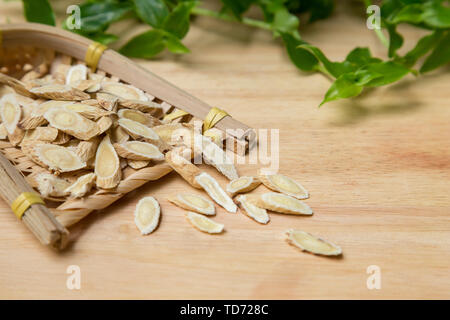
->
134, 196, 161, 235
185, 211, 224, 234
195, 172, 237, 213
236, 195, 269, 224
247, 192, 313, 215
259, 172, 309, 200
168, 193, 215, 216
286, 229, 342, 256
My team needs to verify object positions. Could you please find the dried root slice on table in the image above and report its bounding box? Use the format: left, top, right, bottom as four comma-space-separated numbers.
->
114, 141, 164, 161
25, 143, 86, 173
236, 195, 269, 224
101, 82, 148, 101
118, 118, 160, 143
134, 196, 160, 235
65, 172, 96, 198
153, 123, 194, 149
246, 192, 313, 215
185, 211, 224, 234
195, 135, 239, 181
259, 172, 309, 200
285, 229, 342, 256
0, 124, 7, 139
64, 103, 113, 120
194, 172, 237, 213
0, 73, 36, 98
22, 126, 59, 143
44, 107, 99, 140
30, 84, 90, 101
168, 193, 215, 216
0, 93, 24, 145
226, 176, 261, 197
65, 64, 87, 85
118, 108, 161, 127
165, 149, 202, 189
94, 135, 121, 189
119, 100, 163, 116
33, 172, 71, 198
127, 159, 150, 169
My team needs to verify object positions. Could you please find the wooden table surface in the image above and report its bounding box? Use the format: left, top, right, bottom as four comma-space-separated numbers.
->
1, 2, 449, 299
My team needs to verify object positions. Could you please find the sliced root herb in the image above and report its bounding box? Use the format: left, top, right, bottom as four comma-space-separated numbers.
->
27, 143, 86, 173
165, 150, 202, 189
44, 107, 99, 140
194, 172, 237, 213
236, 195, 269, 224
134, 196, 160, 235
114, 141, 164, 161
94, 135, 121, 189
65, 172, 96, 198
168, 193, 215, 216
285, 229, 342, 256
185, 211, 224, 234
247, 192, 313, 215
30, 84, 90, 101
226, 176, 261, 197
259, 172, 309, 200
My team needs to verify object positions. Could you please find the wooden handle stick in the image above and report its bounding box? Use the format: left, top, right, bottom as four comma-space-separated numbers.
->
0, 154, 69, 250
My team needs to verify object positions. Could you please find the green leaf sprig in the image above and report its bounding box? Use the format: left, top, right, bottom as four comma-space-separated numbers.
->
19, 0, 450, 106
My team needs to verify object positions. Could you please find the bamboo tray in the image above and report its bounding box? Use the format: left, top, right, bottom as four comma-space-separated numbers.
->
0, 23, 251, 249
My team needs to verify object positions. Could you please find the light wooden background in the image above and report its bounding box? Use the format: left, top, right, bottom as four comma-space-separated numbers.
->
0, 1, 449, 299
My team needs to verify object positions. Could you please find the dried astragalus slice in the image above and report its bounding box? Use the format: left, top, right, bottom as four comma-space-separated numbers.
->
236, 195, 269, 224
44, 107, 99, 140
65, 64, 88, 85
168, 193, 215, 216
0, 73, 35, 98
19, 100, 70, 130
195, 135, 239, 181
153, 123, 194, 148
185, 211, 224, 234
194, 172, 237, 213
0, 93, 22, 134
34, 172, 71, 198
119, 100, 163, 116
226, 176, 261, 197
27, 143, 86, 172
127, 159, 150, 169
0, 124, 7, 139
285, 229, 342, 256
64, 103, 113, 120
247, 192, 313, 215
259, 172, 309, 200
110, 125, 129, 143
114, 141, 164, 161
118, 118, 160, 142
165, 149, 202, 189
30, 84, 90, 101
65, 172, 96, 198
22, 126, 59, 143
118, 108, 161, 127
96, 116, 113, 134
96, 92, 119, 111
76, 137, 100, 162
52, 131, 71, 145
95, 135, 121, 189
101, 82, 148, 101
134, 196, 160, 235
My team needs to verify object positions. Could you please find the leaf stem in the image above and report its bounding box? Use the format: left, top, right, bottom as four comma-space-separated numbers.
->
362, 0, 389, 48
191, 7, 273, 31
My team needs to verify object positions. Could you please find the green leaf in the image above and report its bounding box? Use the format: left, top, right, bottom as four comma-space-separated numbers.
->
162, 1, 197, 38
386, 24, 403, 57
390, 4, 424, 24
422, 1, 450, 29
120, 29, 166, 58
134, 0, 169, 28
345, 47, 382, 66
420, 31, 450, 73
21, 0, 55, 26
64, 2, 133, 34
320, 74, 363, 106
298, 44, 355, 78
280, 32, 318, 72
221, 0, 253, 19
271, 6, 299, 34
164, 33, 190, 54
401, 30, 443, 67
363, 61, 411, 87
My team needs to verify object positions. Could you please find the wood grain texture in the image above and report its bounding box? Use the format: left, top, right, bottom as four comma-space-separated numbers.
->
0, 1, 449, 299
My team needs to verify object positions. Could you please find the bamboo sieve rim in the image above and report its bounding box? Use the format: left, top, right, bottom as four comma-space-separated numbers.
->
11, 192, 45, 219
